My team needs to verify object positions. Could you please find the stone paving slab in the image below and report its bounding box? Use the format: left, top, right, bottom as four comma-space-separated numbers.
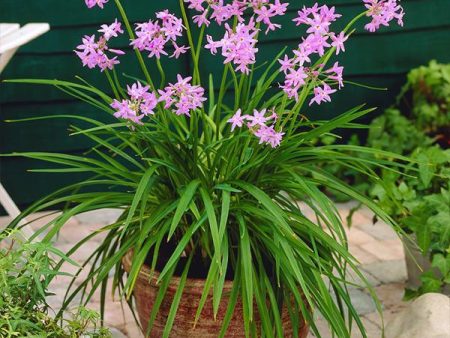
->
0, 203, 409, 338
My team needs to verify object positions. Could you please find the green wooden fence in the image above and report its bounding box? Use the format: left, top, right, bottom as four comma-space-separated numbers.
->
1, 0, 450, 209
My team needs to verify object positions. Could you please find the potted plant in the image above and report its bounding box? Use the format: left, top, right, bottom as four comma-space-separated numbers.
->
3, 0, 406, 337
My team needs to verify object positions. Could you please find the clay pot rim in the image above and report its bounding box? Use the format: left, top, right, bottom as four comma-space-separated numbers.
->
122, 250, 235, 294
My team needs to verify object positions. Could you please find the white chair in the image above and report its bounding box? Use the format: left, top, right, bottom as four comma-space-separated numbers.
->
1, 23, 50, 239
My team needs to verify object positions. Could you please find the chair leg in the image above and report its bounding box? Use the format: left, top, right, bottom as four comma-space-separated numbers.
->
0, 47, 18, 73
0, 183, 34, 240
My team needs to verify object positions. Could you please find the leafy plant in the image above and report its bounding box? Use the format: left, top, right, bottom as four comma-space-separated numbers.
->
2, 1, 408, 337
328, 61, 450, 296
0, 231, 111, 337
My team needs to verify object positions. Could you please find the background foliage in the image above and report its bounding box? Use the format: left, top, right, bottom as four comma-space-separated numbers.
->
328, 61, 450, 297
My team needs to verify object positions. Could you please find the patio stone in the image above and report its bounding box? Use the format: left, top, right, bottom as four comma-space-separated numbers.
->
308, 316, 381, 338
74, 208, 122, 226
346, 228, 377, 246
27, 211, 62, 230
361, 260, 407, 284
54, 241, 99, 263
352, 317, 381, 338
348, 287, 378, 315
347, 212, 373, 228
360, 240, 404, 262
363, 306, 409, 331
123, 323, 144, 338
356, 221, 399, 241
109, 327, 128, 338
101, 300, 138, 329
373, 283, 406, 310
349, 244, 379, 265
345, 266, 380, 287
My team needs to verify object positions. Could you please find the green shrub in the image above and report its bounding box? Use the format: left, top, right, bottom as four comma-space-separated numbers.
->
0, 231, 111, 337
332, 61, 450, 297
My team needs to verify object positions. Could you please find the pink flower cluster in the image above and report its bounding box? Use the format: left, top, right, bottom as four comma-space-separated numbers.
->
364, 0, 404, 32
205, 19, 259, 74
111, 82, 158, 124
76, 20, 124, 71
186, 0, 289, 32
278, 4, 347, 104
228, 108, 284, 148
111, 76, 207, 122
131, 10, 189, 59
158, 75, 206, 116
85, 0, 108, 9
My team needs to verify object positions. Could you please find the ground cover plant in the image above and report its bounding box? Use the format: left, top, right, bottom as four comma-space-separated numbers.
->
0, 231, 111, 337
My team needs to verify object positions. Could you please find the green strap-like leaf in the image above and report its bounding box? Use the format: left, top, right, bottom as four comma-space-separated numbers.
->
168, 179, 201, 240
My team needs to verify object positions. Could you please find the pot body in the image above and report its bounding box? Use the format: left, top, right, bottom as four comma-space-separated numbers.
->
403, 235, 450, 295
122, 252, 309, 337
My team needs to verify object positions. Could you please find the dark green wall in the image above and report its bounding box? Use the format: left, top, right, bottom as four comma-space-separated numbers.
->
1, 0, 450, 209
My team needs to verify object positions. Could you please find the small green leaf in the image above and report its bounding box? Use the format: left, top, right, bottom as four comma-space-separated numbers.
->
431, 254, 450, 277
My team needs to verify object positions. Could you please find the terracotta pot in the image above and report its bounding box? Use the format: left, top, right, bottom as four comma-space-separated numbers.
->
122, 252, 309, 337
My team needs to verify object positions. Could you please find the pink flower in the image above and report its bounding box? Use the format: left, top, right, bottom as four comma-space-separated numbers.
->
131, 11, 185, 59
171, 43, 190, 59
292, 47, 311, 66
246, 109, 269, 127
326, 62, 344, 88
294, 4, 340, 30
254, 5, 281, 34
271, 0, 290, 16
278, 55, 295, 74
98, 19, 124, 41
228, 109, 245, 131
193, 12, 211, 27
254, 125, 285, 148
85, 0, 108, 9
279, 3, 347, 102
111, 81, 158, 124
75, 21, 124, 71
185, 0, 288, 32
330, 32, 348, 55
185, 0, 205, 12
205, 35, 221, 54
309, 83, 337, 105
363, 0, 404, 32
279, 67, 308, 100
205, 20, 259, 74
228, 107, 284, 147
158, 75, 206, 116
112, 100, 144, 124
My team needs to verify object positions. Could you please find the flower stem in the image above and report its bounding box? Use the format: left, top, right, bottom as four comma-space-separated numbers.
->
113, 0, 155, 90
112, 68, 126, 98
105, 70, 120, 100
216, 65, 229, 139
179, 0, 201, 85
156, 59, 166, 89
